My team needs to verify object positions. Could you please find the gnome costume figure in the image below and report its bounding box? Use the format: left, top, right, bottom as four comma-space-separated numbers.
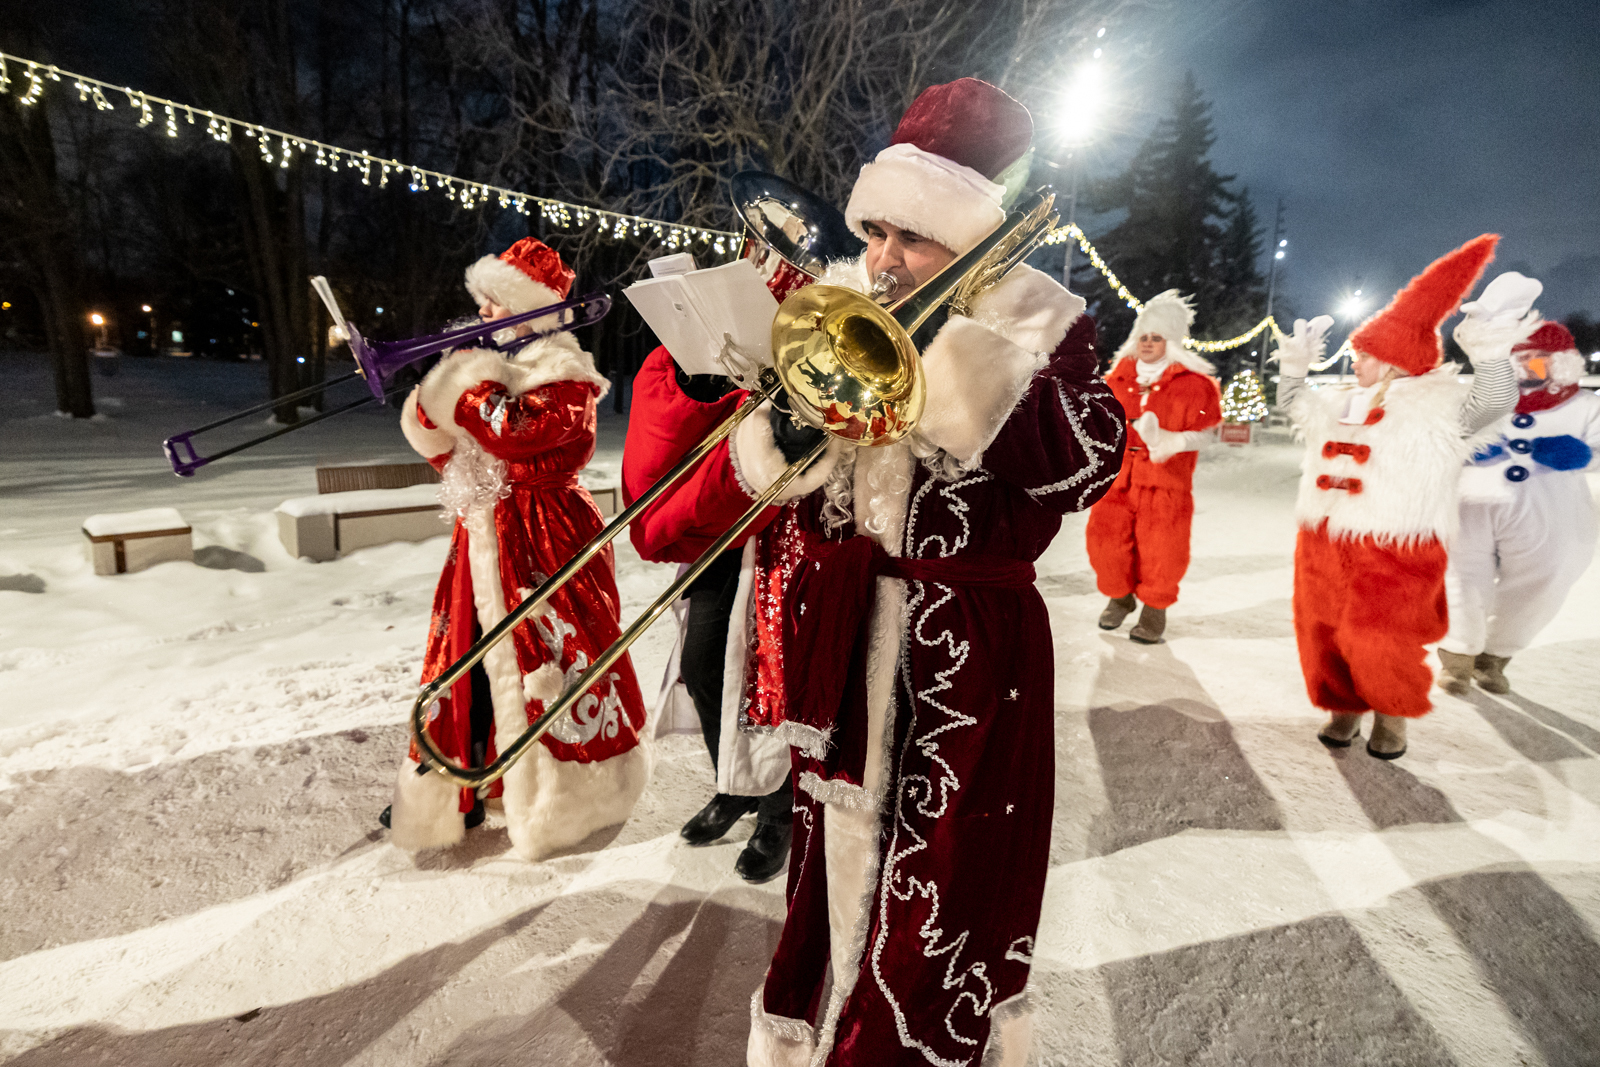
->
1086, 291, 1221, 642
1440, 320, 1600, 694
387, 237, 650, 860
743, 79, 1125, 1067
1274, 235, 1530, 759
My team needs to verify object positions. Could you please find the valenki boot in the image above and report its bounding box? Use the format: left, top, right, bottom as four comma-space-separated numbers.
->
1317, 712, 1364, 748
1129, 605, 1167, 645
1436, 649, 1475, 696
1368, 713, 1408, 760
1098, 594, 1137, 631
1473, 653, 1512, 695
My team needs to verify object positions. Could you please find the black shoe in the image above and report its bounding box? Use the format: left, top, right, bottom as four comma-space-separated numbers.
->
735, 820, 792, 883
681, 793, 758, 846
465, 797, 486, 829
379, 805, 392, 829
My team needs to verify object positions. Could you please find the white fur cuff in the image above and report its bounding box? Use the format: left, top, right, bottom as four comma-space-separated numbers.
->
399, 386, 455, 460
747, 991, 816, 1067
917, 316, 1047, 465
968, 264, 1084, 357
729, 401, 842, 502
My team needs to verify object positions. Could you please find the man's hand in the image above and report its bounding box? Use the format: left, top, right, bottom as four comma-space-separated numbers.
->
769, 390, 827, 465
1271, 315, 1334, 378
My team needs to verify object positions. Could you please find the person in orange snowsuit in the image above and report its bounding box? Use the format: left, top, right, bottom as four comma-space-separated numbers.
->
1086, 290, 1221, 643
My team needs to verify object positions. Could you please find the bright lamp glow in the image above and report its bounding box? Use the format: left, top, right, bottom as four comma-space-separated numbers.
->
90, 313, 105, 326
1058, 64, 1107, 144
141, 304, 152, 312
1340, 296, 1365, 319
1274, 250, 1285, 260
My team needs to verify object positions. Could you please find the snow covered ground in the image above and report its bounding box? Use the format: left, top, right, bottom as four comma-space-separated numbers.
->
2, 350, 1598, 1066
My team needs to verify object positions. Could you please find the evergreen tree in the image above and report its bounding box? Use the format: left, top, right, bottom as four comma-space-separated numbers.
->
1076, 73, 1266, 365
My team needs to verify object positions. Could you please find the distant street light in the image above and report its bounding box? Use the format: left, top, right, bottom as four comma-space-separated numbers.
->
1261, 199, 1286, 375
1057, 58, 1109, 287
90, 313, 104, 326
1340, 289, 1365, 320
141, 304, 152, 313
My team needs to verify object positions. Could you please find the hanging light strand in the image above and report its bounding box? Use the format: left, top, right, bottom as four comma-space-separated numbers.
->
0, 50, 741, 250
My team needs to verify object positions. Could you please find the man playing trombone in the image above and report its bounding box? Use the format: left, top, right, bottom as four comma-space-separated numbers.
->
738, 79, 1126, 1067
384, 238, 651, 860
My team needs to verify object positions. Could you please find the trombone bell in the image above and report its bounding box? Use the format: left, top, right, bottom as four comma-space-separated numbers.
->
772, 285, 923, 446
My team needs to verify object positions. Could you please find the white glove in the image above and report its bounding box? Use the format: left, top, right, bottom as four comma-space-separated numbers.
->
1454, 271, 1542, 365
1270, 315, 1334, 378
1133, 410, 1200, 464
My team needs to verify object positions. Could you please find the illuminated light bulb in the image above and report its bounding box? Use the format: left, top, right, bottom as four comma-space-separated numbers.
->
90, 313, 105, 325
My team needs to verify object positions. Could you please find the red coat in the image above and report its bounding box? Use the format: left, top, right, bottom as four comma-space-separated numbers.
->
1103, 356, 1221, 492
622, 346, 778, 563
387, 333, 649, 861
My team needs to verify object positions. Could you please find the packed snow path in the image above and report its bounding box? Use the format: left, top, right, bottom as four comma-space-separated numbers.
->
2, 353, 1598, 1066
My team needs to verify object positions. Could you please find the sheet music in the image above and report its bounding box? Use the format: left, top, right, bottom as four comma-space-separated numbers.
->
624, 259, 777, 376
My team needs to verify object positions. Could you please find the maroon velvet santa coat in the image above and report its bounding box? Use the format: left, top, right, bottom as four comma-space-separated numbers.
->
387, 331, 650, 861
745, 260, 1125, 1067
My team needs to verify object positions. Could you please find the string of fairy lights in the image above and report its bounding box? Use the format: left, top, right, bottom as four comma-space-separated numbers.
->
0, 51, 743, 254
5, 50, 1294, 355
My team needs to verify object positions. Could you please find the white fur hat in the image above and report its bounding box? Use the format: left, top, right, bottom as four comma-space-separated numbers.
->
1113, 290, 1214, 374
463, 237, 574, 315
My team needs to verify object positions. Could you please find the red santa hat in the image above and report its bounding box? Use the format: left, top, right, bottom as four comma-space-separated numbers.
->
464, 237, 576, 314
844, 78, 1034, 255
1348, 234, 1498, 377
1513, 321, 1587, 386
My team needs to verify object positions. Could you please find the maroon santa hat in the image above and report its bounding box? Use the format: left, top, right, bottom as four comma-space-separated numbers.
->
845, 78, 1034, 255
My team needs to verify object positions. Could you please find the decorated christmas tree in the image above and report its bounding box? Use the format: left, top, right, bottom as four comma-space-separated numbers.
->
1221, 368, 1270, 423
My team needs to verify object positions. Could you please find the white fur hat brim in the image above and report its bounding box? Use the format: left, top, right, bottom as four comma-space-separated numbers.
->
464, 254, 563, 316
845, 143, 1007, 255
1112, 289, 1213, 374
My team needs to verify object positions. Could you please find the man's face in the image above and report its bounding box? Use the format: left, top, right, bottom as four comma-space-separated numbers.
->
1135, 333, 1168, 362
861, 220, 957, 298
480, 298, 534, 338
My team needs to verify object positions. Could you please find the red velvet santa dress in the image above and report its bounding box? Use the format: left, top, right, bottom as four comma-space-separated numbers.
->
1275, 234, 1526, 758
743, 80, 1126, 1067
387, 238, 649, 860
1086, 291, 1221, 631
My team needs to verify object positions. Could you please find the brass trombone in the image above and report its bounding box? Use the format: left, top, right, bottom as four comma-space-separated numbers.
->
409, 185, 1059, 789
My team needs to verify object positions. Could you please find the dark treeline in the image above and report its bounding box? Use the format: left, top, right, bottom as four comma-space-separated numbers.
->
2, 0, 1163, 419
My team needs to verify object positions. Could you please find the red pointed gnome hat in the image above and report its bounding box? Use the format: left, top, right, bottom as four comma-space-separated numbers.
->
845, 78, 1034, 255
1349, 234, 1498, 377
464, 237, 576, 314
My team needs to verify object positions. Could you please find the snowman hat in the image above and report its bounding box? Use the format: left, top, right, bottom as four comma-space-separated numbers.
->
1513, 321, 1586, 386
845, 78, 1035, 255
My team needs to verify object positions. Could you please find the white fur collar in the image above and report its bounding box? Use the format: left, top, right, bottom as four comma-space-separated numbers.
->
416, 331, 608, 435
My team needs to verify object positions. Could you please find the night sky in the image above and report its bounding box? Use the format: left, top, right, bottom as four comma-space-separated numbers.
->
1087, 0, 1600, 329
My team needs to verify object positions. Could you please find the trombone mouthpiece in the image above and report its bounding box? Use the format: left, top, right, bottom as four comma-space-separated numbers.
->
870, 272, 901, 302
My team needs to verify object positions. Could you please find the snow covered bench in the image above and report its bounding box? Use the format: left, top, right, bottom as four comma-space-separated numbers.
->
276, 485, 451, 562
83, 508, 193, 575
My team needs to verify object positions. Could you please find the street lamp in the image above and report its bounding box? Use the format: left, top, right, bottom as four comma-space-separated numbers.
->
1057, 59, 1108, 287
1260, 200, 1286, 375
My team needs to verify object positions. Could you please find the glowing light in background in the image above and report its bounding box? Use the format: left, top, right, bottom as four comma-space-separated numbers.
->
1058, 63, 1107, 145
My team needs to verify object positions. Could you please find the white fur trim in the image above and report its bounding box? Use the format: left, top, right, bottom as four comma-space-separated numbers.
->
416, 332, 608, 435
982, 989, 1036, 1067
389, 758, 464, 852
464, 254, 563, 316
797, 771, 881, 810
521, 662, 564, 705
846, 144, 1007, 255
728, 401, 844, 501
748, 991, 816, 1067
1291, 366, 1473, 545
1113, 290, 1214, 374
808, 803, 887, 1065
965, 263, 1084, 356
772, 720, 832, 760
917, 316, 1048, 466
399, 386, 454, 460
717, 539, 794, 796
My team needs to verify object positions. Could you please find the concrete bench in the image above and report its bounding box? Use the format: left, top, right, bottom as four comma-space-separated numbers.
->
83, 508, 193, 575
277, 485, 450, 562
315, 462, 441, 495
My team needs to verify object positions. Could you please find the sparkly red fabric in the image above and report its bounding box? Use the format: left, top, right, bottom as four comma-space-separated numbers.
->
761, 312, 1127, 1065
740, 502, 820, 729
409, 377, 647, 811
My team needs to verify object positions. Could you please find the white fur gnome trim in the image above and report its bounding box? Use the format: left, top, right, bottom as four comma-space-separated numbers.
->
464, 254, 563, 316
415, 332, 608, 436
846, 143, 1006, 255
399, 386, 455, 460
1113, 289, 1214, 374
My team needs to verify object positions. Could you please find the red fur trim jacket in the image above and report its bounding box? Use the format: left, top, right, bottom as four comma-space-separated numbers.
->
1104, 356, 1221, 492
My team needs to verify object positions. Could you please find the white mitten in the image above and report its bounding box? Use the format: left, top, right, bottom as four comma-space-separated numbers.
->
1130, 411, 1173, 463
1271, 315, 1334, 377
1455, 271, 1542, 365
